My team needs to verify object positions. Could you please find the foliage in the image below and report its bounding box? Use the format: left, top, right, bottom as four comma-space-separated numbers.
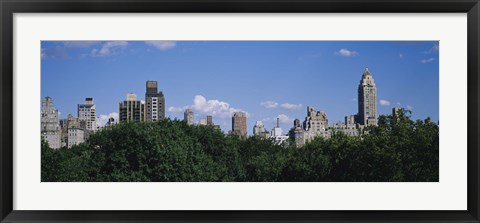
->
41, 109, 438, 182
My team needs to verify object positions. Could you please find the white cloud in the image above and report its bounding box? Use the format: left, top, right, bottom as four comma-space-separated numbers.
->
280, 103, 303, 110
421, 58, 435, 63
96, 112, 119, 127
63, 41, 100, 48
260, 101, 278, 108
192, 95, 247, 118
261, 117, 272, 122
399, 53, 404, 59
145, 41, 176, 51
379, 99, 391, 106
170, 95, 247, 119
91, 41, 128, 57
262, 114, 293, 124
406, 105, 414, 110
277, 114, 293, 124
423, 44, 439, 54
168, 106, 188, 113
41, 46, 69, 59
335, 48, 358, 57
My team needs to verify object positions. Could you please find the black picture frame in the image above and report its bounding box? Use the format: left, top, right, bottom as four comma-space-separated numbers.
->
1, 0, 479, 222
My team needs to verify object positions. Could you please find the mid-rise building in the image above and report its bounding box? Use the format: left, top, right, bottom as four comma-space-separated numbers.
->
392, 107, 402, 118
345, 115, 355, 126
293, 127, 305, 147
198, 119, 207, 125
145, 80, 165, 122
184, 108, 194, 125
289, 118, 302, 139
270, 118, 289, 145
232, 112, 247, 138
61, 114, 87, 148
293, 106, 330, 146
107, 117, 116, 126
41, 96, 61, 149
206, 115, 213, 126
329, 122, 360, 137
303, 106, 329, 137
78, 98, 97, 132
253, 121, 268, 138
357, 68, 378, 126
67, 119, 85, 148
271, 118, 283, 137
119, 93, 145, 123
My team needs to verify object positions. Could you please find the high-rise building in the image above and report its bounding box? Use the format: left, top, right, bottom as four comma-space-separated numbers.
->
145, 80, 165, 122
184, 108, 194, 125
357, 68, 378, 126
41, 96, 61, 149
119, 93, 145, 123
78, 98, 97, 132
232, 112, 247, 138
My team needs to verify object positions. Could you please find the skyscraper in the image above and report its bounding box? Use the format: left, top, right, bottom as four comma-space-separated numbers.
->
78, 98, 97, 132
41, 96, 61, 149
145, 80, 165, 122
184, 108, 194, 125
119, 93, 145, 123
357, 68, 378, 126
232, 112, 247, 138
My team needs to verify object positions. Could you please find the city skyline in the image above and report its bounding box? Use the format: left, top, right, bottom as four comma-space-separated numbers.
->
41, 41, 439, 135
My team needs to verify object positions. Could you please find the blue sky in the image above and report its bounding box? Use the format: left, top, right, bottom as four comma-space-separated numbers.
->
41, 41, 439, 135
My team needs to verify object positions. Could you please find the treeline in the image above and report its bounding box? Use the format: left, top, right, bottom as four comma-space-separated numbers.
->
42, 109, 439, 182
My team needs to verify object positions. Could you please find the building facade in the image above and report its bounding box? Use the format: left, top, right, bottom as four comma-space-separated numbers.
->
303, 106, 329, 138
198, 119, 207, 125
357, 68, 378, 126
67, 119, 87, 148
63, 114, 87, 148
145, 80, 165, 122
329, 122, 361, 137
206, 115, 213, 126
184, 108, 194, 125
253, 121, 267, 138
183, 108, 195, 125
270, 118, 289, 145
41, 96, 61, 149
232, 112, 247, 138
78, 98, 97, 132
119, 93, 145, 123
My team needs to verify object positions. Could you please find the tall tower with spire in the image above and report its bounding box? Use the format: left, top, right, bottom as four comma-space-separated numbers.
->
357, 68, 378, 126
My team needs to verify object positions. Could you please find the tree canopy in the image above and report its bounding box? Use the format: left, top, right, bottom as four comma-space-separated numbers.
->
42, 109, 438, 182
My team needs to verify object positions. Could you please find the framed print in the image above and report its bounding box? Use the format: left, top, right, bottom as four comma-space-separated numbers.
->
1, 0, 479, 222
